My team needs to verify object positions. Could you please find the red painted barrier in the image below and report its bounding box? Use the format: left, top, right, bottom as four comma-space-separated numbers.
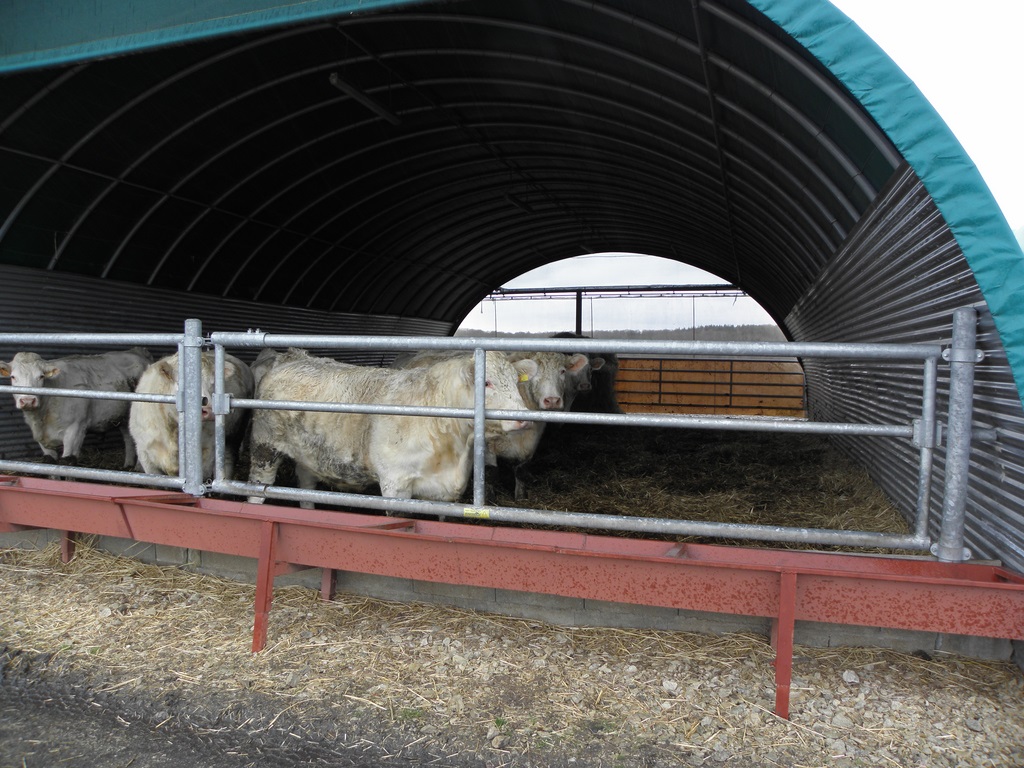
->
2, 475, 1023, 718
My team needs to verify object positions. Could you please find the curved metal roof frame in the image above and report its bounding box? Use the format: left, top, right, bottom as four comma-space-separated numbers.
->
1, 0, 1023, 397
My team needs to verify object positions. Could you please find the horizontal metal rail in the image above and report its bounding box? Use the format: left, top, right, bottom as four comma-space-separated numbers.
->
0, 385, 174, 404
231, 396, 911, 435
487, 283, 743, 298
0, 459, 183, 488
0, 332, 181, 347
215, 477, 930, 550
212, 329, 944, 361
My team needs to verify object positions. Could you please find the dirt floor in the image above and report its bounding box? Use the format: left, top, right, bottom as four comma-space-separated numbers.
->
0, 670, 357, 768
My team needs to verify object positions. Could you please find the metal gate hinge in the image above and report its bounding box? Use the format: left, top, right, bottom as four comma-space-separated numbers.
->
930, 542, 972, 561
912, 419, 941, 449
942, 348, 984, 363
212, 392, 232, 416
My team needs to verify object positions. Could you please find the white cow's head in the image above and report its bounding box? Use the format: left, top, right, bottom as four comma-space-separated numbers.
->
151, 353, 218, 421
0, 352, 60, 411
480, 351, 537, 433
510, 351, 590, 410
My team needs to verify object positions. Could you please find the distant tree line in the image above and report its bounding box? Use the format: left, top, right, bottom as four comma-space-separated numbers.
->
456, 324, 786, 342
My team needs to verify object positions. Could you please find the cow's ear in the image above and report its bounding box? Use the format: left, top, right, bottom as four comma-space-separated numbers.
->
467, 356, 486, 386
567, 353, 589, 373
158, 360, 177, 381
43, 366, 60, 379
590, 356, 606, 371
513, 359, 538, 380
0, 363, 10, 378
223, 362, 240, 381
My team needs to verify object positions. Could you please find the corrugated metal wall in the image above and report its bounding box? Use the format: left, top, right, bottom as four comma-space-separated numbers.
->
787, 165, 1024, 573
0, 264, 451, 458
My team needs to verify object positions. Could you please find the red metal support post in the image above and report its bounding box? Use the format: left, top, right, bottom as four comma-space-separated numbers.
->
772, 570, 798, 719
60, 530, 75, 563
320, 567, 336, 601
252, 519, 278, 653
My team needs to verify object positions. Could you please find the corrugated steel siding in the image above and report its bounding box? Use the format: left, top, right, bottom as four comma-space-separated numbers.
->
787, 165, 1024, 572
0, 265, 451, 459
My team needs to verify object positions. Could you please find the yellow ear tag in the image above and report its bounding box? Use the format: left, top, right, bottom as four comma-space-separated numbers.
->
518, 373, 530, 382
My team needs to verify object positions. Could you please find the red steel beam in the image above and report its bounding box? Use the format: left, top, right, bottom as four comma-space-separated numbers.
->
2, 475, 1023, 718
772, 571, 798, 720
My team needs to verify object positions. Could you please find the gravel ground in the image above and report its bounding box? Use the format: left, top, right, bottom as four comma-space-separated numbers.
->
2, 543, 1023, 768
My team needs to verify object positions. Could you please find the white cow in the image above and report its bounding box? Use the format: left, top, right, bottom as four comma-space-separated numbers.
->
494, 350, 590, 499
0, 348, 153, 467
130, 351, 254, 480
395, 349, 590, 499
248, 350, 537, 506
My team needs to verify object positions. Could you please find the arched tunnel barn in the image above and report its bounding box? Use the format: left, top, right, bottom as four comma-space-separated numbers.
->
1, 0, 1024, 578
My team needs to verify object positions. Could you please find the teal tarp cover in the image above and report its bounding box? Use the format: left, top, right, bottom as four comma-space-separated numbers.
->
0, 1, 421, 72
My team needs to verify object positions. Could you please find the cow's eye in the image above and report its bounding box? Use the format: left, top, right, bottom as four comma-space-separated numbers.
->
9, 375, 16, 382
485, 379, 494, 389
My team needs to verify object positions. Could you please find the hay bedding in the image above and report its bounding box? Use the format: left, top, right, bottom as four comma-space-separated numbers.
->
498, 426, 911, 549
3, 429, 1024, 766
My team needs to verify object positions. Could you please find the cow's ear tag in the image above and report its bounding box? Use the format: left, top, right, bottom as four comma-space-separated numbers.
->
519, 373, 530, 382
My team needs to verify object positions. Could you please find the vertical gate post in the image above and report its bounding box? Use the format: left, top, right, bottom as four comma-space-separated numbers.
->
472, 347, 487, 507
180, 318, 205, 497
933, 307, 982, 562
212, 343, 228, 482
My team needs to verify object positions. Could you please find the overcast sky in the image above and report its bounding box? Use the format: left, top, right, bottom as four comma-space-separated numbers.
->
460, 1, 1023, 335
830, 0, 1023, 234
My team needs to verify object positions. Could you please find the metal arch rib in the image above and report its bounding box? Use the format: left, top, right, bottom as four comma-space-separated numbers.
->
38, 27, 320, 273
701, 1, 901, 169
313, 114, 835, 313
94, 25, 332, 280
266, 115, 719, 306
691, 0, 746, 285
